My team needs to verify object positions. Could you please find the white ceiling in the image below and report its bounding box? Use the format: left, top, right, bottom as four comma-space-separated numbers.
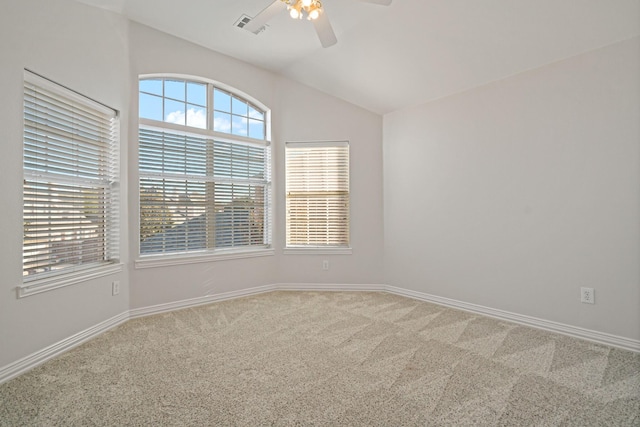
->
74, 0, 640, 114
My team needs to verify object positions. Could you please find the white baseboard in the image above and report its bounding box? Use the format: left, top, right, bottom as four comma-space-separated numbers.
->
2, 283, 638, 385
129, 284, 277, 319
129, 283, 640, 352
384, 285, 640, 353
0, 311, 129, 385
128, 283, 383, 319
273, 283, 386, 292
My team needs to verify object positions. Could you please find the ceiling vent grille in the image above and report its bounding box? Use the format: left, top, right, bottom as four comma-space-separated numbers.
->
235, 14, 267, 33
235, 15, 252, 29
235, 15, 251, 28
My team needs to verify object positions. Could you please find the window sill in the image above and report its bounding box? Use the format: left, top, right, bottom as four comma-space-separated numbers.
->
17, 263, 124, 298
283, 247, 353, 255
135, 248, 275, 269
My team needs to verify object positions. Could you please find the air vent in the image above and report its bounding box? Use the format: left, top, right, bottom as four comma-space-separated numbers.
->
235, 14, 267, 34
235, 15, 252, 29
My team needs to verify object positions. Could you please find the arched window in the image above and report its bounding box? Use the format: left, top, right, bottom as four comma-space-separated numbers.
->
137, 76, 271, 259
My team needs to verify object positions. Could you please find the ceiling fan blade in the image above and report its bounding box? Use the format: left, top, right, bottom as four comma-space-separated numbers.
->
354, 0, 392, 5
244, 0, 287, 34
312, 11, 337, 48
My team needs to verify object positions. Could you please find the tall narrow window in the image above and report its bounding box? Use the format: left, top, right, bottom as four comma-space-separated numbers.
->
22, 71, 120, 283
138, 77, 271, 257
285, 141, 349, 248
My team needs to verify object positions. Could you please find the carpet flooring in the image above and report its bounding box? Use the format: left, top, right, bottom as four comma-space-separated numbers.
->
0, 291, 639, 426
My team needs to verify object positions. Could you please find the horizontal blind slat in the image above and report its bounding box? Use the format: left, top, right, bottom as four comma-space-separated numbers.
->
23, 72, 119, 281
285, 143, 349, 247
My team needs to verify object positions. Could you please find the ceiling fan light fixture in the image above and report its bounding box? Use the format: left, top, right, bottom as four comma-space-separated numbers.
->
288, 1, 303, 19
285, 0, 323, 21
307, 3, 321, 20
246, 0, 390, 48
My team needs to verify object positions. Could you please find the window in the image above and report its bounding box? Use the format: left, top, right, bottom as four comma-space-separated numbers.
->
285, 141, 349, 249
138, 77, 271, 259
22, 71, 120, 285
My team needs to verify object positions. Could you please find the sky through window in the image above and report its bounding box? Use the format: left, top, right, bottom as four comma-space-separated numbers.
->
139, 79, 265, 139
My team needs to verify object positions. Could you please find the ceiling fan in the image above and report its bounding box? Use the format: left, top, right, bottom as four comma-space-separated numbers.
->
243, 0, 392, 48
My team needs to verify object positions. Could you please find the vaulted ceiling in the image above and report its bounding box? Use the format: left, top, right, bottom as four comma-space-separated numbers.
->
74, 0, 640, 114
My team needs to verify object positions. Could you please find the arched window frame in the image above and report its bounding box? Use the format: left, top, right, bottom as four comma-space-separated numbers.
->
136, 74, 273, 267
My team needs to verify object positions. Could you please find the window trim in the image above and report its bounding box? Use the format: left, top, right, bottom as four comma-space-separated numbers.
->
136, 74, 272, 264
17, 263, 124, 298
282, 247, 352, 255
138, 119, 271, 148
285, 140, 350, 251
135, 248, 275, 269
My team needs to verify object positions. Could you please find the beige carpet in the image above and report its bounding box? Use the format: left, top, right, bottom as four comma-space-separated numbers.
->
1, 291, 639, 426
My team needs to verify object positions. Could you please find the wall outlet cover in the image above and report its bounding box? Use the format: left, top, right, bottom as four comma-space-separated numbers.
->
580, 287, 594, 304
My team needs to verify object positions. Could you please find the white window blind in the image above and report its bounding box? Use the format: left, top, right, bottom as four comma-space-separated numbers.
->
286, 141, 349, 247
139, 127, 271, 255
23, 71, 119, 281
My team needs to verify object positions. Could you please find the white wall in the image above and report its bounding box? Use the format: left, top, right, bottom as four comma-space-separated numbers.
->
273, 79, 384, 285
0, 0, 131, 368
4, 0, 635, 379
127, 24, 279, 308
384, 37, 640, 341
0, 0, 384, 371
127, 23, 384, 309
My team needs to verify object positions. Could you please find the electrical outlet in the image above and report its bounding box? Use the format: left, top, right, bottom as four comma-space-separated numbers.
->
322, 260, 329, 270
112, 281, 120, 296
580, 287, 594, 304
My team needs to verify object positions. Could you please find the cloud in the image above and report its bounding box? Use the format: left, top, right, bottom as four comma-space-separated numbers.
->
233, 116, 248, 136
248, 108, 263, 120
163, 108, 260, 136
166, 108, 207, 129
214, 116, 232, 133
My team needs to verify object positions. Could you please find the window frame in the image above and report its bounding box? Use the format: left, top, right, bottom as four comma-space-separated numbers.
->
136, 74, 273, 268
284, 140, 351, 255
19, 70, 122, 298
